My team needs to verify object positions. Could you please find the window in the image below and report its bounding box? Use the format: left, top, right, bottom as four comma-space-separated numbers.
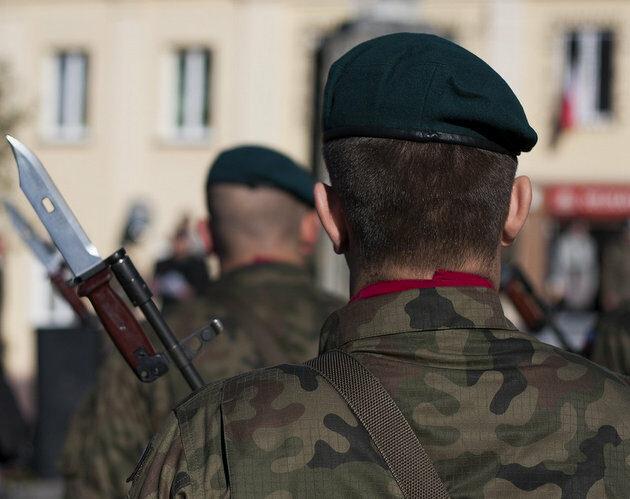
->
172, 48, 211, 141
43, 51, 89, 141
559, 29, 614, 128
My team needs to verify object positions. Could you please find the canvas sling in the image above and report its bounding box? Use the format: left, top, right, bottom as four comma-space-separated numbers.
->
305, 349, 450, 499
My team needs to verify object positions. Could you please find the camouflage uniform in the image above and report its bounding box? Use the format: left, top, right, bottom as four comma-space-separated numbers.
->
591, 236, 630, 374
591, 304, 630, 376
61, 263, 343, 498
601, 237, 630, 307
129, 285, 630, 498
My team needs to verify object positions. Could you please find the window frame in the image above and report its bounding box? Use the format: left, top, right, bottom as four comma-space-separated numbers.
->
159, 45, 213, 145
558, 26, 615, 128
41, 49, 90, 144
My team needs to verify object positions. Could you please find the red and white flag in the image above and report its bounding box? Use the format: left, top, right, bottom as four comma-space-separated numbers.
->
552, 29, 613, 144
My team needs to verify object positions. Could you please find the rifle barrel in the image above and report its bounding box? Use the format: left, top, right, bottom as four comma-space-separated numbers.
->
108, 249, 205, 391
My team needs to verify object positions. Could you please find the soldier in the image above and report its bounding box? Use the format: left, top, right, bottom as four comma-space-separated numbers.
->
0, 241, 29, 469
152, 216, 211, 316
129, 34, 630, 497
61, 146, 344, 498
600, 221, 630, 312
590, 222, 630, 374
0, 362, 28, 467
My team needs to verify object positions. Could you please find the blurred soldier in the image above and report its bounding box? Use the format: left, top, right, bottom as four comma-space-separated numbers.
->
590, 307, 630, 375
129, 34, 630, 498
600, 221, 630, 311
152, 216, 210, 315
0, 238, 29, 470
60, 146, 344, 498
0, 363, 28, 467
547, 221, 599, 310
591, 222, 630, 374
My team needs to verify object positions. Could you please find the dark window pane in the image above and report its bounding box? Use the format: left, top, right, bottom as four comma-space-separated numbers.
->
177, 50, 186, 128
57, 52, 67, 127
202, 50, 211, 127
598, 30, 613, 113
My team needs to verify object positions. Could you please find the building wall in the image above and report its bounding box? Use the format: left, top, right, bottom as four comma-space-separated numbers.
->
421, 0, 630, 182
0, 0, 629, 399
421, 0, 630, 291
0, 0, 353, 397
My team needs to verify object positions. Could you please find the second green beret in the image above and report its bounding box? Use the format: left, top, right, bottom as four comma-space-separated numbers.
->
206, 145, 315, 207
322, 33, 537, 156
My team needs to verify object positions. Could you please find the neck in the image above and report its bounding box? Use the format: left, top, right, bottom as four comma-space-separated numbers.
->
219, 252, 304, 274
349, 260, 500, 296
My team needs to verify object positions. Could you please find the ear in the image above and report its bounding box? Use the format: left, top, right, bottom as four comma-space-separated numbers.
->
314, 182, 349, 254
501, 176, 532, 247
298, 210, 320, 256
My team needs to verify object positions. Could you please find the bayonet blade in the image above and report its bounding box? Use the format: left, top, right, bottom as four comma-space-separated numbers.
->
6, 135, 102, 277
4, 201, 63, 274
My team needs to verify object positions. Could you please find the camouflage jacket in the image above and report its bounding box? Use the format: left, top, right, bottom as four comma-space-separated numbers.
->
591, 304, 630, 376
601, 239, 630, 306
129, 285, 630, 498
61, 263, 344, 498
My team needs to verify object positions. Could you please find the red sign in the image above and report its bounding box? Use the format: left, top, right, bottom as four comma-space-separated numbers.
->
544, 185, 630, 219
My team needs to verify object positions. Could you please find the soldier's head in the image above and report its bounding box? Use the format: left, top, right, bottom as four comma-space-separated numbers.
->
315, 33, 537, 290
205, 145, 319, 272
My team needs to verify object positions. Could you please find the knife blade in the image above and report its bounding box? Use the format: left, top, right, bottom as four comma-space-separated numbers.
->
7, 135, 168, 382
4, 201, 63, 274
6, 135, 101, 278
4, 200, 95, 324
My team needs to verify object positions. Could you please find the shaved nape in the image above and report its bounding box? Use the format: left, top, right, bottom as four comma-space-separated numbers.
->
207, 184, 308, 260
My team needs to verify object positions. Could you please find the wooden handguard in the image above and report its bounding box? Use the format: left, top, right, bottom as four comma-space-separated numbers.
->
503, 278, 546, 332
77, 268, 166, 381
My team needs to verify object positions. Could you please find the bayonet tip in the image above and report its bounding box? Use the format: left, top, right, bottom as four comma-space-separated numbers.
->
5, 135, 25, 161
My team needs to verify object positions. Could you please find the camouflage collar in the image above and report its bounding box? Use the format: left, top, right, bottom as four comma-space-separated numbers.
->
320, 286, 515, 350
219, 262, 311, 286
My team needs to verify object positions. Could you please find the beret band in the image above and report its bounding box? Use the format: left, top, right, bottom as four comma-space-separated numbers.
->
323, 126, 513, 156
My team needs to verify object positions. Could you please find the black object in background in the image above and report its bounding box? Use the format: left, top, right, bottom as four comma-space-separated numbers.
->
33, 327, 101, 477
0, 365, 28, 464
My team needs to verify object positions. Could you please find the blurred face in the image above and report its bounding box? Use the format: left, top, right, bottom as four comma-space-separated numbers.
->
173, 235, 190, 257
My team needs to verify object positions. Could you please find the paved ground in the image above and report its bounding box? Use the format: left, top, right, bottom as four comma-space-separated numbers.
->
0, 479, 62, 499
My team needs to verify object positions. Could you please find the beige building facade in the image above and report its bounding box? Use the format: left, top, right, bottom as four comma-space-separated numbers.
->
0, 0, 629, 407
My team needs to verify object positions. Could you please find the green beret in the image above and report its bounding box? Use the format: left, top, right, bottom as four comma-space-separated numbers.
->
206, 145, 315, 207
323, 33, 537, 156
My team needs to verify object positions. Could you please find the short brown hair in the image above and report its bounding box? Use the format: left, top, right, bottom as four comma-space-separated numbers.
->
207, 184, 307, 260
322, 137, 517, 278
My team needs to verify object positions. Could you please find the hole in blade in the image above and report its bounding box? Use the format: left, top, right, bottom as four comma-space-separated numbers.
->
42, 197, 55, 213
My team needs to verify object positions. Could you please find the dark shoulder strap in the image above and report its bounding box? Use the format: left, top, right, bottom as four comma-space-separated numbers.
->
305, 349, 450, 499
